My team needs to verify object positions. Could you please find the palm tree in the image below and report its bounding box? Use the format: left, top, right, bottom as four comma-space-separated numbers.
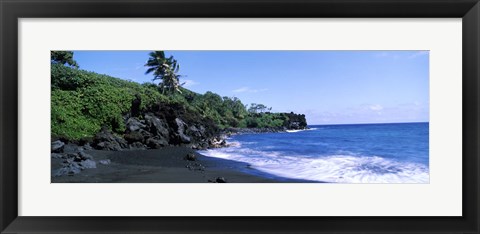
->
145, 51, 183, 94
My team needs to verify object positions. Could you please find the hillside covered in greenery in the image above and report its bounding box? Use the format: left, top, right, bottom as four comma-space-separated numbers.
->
51, 51, 307, 150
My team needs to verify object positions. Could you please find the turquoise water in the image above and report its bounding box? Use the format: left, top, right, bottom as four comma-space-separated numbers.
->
200, 123, 429, 183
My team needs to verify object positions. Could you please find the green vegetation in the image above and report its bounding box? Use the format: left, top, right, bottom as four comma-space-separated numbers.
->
247, 103, 272, 114
51, 63, 168, 139
51, 51, 304, 141
245, 113, 287, 128
51, 51, 79, 68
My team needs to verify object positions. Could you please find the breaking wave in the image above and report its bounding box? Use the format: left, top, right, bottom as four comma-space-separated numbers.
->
200, 142, 429, 183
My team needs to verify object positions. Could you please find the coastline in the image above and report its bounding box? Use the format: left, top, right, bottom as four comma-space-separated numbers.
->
220, 126, 310, 139
51, 146, 317, 183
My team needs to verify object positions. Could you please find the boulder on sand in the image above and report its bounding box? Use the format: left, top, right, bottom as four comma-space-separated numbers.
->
54, 152, 97, 177
185, 153, 196, 161
54, 164, 82, 177
99, 159, 111, 165
93, 127, 128, 151
216, 177, 227, 183
78, 151, 94, 160
146, 137, 168, 149
79, 159, 97, 169
129, 142, 147, 150
124, 131, 146, 144
51, 140, 65, 153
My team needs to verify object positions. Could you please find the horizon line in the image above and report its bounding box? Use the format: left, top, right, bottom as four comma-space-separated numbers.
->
309, 121, 429, 126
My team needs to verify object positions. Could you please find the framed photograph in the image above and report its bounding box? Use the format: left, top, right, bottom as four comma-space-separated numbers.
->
1, 0, 479, 233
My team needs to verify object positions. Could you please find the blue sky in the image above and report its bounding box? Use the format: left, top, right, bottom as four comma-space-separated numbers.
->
73, 50, 429, 125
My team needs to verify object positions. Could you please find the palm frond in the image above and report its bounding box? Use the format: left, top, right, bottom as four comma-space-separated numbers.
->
145, 67, 156, 75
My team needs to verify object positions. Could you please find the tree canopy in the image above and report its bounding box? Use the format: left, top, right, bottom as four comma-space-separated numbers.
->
51, 51, 79, 68
248, 103, 271, 113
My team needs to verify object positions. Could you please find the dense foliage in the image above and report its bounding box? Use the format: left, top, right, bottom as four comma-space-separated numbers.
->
51, 51, 79, 68
51, 61, 303, 141
51, 64, 168, 139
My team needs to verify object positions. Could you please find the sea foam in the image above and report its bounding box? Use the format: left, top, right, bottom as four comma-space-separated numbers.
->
200, 146, 429, 183
201, 123, 429, 183
286, 128, 318, 133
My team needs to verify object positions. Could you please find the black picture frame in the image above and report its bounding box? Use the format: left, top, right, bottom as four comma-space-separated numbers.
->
1, 0, 479, 233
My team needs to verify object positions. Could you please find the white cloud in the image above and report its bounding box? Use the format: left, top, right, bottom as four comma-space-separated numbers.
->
232, 87, 268, 93
369, 104, 383, 111
182, 79, 198, 87
232, 87, 249, 93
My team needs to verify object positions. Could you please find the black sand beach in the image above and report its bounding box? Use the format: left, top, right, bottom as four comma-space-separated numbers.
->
51, 147, 313, 183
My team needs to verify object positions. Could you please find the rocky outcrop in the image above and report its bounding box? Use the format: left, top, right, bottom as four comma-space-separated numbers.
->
146, 137, 168, 149
173, 118, 191, 144
284, 112, 308, 130
144, 113, 169, 140
52, 151, 97, 177
224, 127, 286, 135
106, 101, 220, 150
93, 127, 129, 151
122, 115, 177, 149
51, 140, 65, 153
124, 131, 146, 144
125, 117, 145, 132
223, 112, 307, 136
78, 101, 307, 151
101, 100, 220, 150
121, 114, 214, 150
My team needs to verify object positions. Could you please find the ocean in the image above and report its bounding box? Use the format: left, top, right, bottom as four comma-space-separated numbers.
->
200, 122, 429, 183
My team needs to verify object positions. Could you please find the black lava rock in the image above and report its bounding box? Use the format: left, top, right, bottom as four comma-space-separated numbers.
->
51, 140, 65, 153
185, 153, 196, 161
216, 177, 227, 183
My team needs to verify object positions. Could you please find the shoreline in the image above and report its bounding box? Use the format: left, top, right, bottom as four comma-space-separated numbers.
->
222, 126, 309, 136
51, 146, 318, 183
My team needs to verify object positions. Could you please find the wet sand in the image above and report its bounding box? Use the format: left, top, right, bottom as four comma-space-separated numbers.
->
51, 147, 315, 183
